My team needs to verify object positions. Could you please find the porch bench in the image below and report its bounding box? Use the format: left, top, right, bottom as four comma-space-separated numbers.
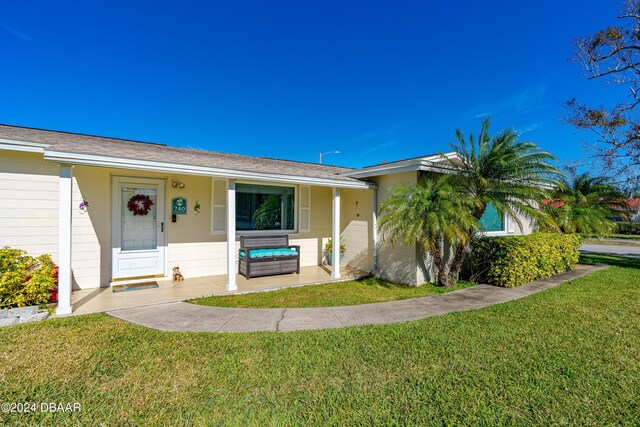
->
238, 235, 300, 279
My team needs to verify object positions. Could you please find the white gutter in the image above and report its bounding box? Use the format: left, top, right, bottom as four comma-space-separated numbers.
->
0, 139, 50, 153
43, 150, 377, 189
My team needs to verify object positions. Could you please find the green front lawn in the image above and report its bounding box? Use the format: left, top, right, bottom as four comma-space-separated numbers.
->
1, 259, 638, 426
190, 278, 476, 308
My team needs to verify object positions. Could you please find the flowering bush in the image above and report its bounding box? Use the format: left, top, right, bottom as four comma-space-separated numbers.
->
49, 266, 59, 303
0, 247, 57, 308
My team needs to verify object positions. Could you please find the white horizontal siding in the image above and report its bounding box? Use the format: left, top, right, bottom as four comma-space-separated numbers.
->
0, 189, 58, 199
0, 152, 60, 262
167, 242, 228, 278
0, 153, 109, 290
289, 238, 320, 267
0, 217, 59, 228
0, 226, 57, 237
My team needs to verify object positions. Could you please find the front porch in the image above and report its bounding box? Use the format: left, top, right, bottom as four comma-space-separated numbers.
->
51, 162, 376, 315
69, 266, 367, 315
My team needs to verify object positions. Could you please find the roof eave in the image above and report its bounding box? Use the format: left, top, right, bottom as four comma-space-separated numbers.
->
43, 150, 377, 189
0, 138, 50, 153
342, 152, 459, 178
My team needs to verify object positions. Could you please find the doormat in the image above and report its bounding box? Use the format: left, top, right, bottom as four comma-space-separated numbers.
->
112, 282, 159, 293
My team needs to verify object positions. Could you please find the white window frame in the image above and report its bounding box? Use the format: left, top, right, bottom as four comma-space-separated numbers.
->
476, 202, 506, 236
478, 213, 516, 236
235, 181, 298, 235
211, 178, 302, 236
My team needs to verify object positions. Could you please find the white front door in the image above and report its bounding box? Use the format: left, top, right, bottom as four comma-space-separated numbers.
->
111, 177, 166, 279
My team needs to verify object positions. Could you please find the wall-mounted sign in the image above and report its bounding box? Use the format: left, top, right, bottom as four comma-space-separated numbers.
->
172, 197, 187, 215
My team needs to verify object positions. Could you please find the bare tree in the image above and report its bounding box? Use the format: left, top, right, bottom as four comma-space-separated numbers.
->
566, 0, 640, 190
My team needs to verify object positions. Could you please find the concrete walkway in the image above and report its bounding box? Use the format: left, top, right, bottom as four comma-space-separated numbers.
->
107, 264, 606, 333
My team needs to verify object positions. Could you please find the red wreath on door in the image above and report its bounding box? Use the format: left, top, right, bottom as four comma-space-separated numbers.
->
127, 194, 154, 216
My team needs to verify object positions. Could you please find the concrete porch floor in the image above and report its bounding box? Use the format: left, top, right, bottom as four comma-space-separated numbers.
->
69, 266, 367, 315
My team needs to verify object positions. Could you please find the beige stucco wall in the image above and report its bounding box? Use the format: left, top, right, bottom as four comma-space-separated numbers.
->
0, 150, 373, 289
372, 171, 421, 286
510, 212, 537, 235
340, 188, 374, 272
293, 186, 374, 273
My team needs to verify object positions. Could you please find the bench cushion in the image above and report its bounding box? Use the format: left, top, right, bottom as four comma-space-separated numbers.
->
239, 248, 298, 259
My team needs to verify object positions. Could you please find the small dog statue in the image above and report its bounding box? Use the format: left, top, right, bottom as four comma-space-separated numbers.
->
172, 266, 184, 282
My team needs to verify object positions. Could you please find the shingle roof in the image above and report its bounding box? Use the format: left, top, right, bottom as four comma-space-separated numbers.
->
541, 198, 565, 209
625, 198, 640, 210
611, 198, 640, 211
0, 124, 361, 183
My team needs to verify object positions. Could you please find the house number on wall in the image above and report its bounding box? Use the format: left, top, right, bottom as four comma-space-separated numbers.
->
172, 197, 187, 215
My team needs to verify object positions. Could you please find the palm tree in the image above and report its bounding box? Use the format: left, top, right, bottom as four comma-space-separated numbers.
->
435, 118, 564, 282
378, 176, 476, 286
544, 173, 623, 235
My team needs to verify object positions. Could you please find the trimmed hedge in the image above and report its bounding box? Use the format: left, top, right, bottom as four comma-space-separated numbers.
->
615, 222, 640, 235
469, 233, 583, 287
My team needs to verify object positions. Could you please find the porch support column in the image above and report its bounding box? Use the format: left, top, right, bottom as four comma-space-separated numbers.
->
56, 164, 73, 315
226, 179, 237, 291
331, 187, 341, 278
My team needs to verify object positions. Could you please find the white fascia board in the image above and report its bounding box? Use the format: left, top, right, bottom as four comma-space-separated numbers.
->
343, 152, 459, 178
0, 138, 49, 153
43, 150, 377, 189
342, 159, 424, 178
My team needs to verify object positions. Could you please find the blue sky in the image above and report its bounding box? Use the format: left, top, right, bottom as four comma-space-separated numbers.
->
0, 1, 624, 168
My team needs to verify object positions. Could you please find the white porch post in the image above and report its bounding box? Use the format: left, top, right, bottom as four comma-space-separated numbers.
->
56, 164, 73, 315
331, 187, 341, 278
226, 179, 237, 291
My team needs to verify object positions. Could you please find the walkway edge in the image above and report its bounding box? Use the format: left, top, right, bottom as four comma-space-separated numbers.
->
107, 264, 608, 333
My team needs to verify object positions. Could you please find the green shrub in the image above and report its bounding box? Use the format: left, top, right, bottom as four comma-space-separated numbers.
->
0, 247, 57, 308
468, 233, 583, 287
615, 222, 640, 235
